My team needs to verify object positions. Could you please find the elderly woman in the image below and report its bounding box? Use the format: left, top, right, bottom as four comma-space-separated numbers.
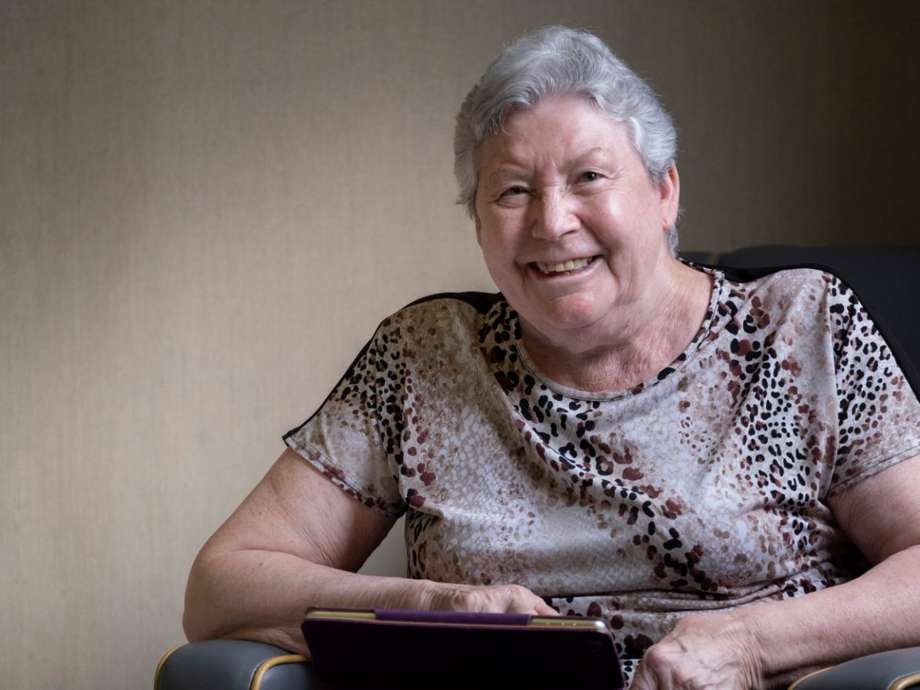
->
183, 26, 920, 689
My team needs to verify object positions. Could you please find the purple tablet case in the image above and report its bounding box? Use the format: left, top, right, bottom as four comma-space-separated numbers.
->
302, 608, 624, 689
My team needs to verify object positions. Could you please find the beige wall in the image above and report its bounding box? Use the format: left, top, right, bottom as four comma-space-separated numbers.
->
2, 1, 917, 688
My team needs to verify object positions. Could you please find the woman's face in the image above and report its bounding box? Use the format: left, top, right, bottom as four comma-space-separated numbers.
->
473, 94, 680, 347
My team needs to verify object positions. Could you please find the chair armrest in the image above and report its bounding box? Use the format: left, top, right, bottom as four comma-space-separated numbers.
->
155, 640, 316, 690
157, 640, 920, 690
790, 647, 920, 690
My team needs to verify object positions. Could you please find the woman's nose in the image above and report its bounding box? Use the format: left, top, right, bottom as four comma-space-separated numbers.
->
530, 188, 577, 240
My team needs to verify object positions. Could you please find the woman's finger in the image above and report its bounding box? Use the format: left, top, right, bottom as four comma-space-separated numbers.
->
534, 600, 559, 616
631, 657, 673, 690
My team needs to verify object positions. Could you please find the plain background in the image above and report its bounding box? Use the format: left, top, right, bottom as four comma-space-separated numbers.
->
2, 1, 918, 688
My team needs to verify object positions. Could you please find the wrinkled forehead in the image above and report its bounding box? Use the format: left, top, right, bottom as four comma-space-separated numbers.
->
473, 95, 633, 176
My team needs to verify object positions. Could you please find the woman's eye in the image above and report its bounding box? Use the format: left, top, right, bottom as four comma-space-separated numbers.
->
499, 186, 529, 199
579, 171, 602, 183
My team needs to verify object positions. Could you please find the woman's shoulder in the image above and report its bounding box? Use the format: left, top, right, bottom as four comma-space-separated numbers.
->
717, 263, 837, 288
694, 265, 866, 354
400, 291, 503, 316
372, 290, 505, 348
715, 265, 853, 313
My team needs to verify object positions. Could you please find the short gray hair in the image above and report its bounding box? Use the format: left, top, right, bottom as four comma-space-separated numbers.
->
454, 26, 679, 252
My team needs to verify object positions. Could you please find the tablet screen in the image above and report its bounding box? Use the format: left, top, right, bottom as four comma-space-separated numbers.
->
302, 608, 624, 689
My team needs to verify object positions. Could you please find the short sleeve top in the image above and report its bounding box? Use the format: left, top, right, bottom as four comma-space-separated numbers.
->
283, 267, 920, 664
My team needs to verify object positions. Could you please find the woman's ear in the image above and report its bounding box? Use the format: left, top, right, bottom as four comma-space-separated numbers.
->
659, 164, 680, 230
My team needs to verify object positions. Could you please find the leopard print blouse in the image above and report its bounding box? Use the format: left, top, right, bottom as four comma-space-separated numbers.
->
284, 266, 920, 679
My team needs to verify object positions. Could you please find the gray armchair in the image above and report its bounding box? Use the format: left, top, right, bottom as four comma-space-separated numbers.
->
153, 640, 920, 689
161, 245, 920, 690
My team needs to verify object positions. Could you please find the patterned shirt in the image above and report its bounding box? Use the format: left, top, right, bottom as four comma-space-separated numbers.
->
283, 266, 920, 680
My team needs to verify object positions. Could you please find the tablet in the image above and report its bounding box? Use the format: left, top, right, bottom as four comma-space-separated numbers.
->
301, 607, 624, 689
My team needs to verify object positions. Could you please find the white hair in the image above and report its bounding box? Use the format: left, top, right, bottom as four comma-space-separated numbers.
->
454, 26, 679, 252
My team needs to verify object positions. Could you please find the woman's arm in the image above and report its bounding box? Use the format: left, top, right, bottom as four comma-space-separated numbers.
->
183, 449, 407, 653
183, 449, 555, 656
631, 452, 920, 690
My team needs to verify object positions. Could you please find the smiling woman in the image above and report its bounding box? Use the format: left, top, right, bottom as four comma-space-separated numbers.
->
183, 25, 920, 690
472, 94, 709, 392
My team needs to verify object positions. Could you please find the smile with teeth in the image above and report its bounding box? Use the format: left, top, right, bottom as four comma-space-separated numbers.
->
532, 256, 599, 275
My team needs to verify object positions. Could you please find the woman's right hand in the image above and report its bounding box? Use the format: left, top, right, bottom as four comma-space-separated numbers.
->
419, 581, 559, 616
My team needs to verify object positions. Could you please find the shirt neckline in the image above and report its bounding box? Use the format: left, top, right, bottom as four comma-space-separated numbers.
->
512, 265, 728, 402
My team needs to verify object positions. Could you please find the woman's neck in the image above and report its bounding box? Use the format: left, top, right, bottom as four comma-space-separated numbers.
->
519, 262, 713, 393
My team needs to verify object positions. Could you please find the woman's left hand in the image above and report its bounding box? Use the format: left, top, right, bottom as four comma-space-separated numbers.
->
630, 612, 764, 690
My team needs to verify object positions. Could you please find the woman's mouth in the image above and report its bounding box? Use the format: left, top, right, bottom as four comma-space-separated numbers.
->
529, 255, 601, 277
